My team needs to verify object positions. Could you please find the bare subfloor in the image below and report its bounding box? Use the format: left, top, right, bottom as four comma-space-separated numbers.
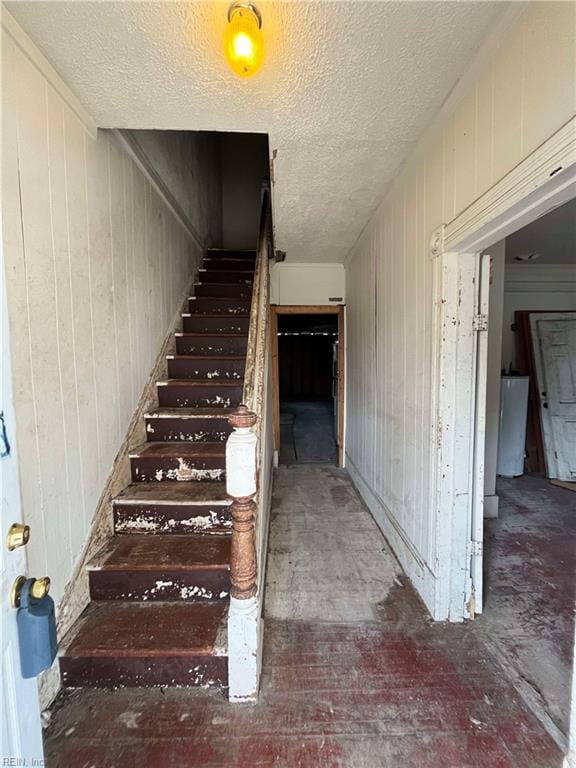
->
479, 474, 576, 741
279, 400, 337, 465
44, 467, 563, 767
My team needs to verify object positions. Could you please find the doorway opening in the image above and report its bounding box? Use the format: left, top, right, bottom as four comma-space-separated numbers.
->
271, 306, 344, 467
478, 196, 576, 745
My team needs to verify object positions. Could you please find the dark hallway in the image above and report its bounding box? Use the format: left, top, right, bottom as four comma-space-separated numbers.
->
277, 314, 339, 465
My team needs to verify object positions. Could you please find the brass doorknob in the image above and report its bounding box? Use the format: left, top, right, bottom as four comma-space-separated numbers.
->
6, 523, 30, 551
10, 576, 51, 608
30, 577, 51, 600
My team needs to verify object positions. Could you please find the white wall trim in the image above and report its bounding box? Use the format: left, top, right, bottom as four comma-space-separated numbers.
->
113, 130, 205, 250
444, 118, 576, 253
1, 7, 98, 138
504, 264, 576, 293
431, 252, 480, 622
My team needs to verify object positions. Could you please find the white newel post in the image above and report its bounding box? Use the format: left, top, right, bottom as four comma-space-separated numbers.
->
226, 405, 259, 702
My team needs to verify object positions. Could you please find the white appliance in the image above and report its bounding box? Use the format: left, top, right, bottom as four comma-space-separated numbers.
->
497, 376, 530, 477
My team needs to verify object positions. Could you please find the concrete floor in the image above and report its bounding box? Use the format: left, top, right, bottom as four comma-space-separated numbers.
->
43, 466, 565, 767
279, 400, 337, 465
478, 474, 576, 743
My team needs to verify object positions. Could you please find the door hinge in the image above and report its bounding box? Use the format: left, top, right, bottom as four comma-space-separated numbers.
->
468, 539, 483, 557
473, 314, 488, 332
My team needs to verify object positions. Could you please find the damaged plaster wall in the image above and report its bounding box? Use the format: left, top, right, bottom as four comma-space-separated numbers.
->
345, 2, 576, 619
1, 21, 218, 612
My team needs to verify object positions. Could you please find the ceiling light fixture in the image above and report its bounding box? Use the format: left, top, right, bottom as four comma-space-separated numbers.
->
514, 253, 541, 262
224, 2, 264, 78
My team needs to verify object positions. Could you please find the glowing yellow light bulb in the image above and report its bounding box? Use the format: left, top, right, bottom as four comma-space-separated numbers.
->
224, 3, 264, 78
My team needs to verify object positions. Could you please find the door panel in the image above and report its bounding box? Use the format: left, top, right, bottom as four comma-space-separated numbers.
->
1, 252, 44, 761
530, 313, 576, 481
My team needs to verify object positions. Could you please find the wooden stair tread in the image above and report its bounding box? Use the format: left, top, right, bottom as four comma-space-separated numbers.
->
194, 267, 254, 285
192, 284, 252, 290
88, 535, 230, 571
145, 407, 232, 419
113, 482, 230, 505
206, 249, 256, 257
61, 602, 227, 658
202, 261, 254, 268
182, 312, 250, 318
165, 355, 246, 361
202, 254, 256, 272
189, 296, 250, 302
157, 379, 243, 387
175, 332, 248, 338
130, 442, 226, 459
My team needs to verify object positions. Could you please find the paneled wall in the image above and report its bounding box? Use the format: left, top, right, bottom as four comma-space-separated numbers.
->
124, 129, 222, 247
345, 3, 576, 617
270, 263, 345, 306
1, 27, 218, 604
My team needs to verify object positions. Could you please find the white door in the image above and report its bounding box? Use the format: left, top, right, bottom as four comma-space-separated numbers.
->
469, 252, 491, 615
530, 313, 576, 481
1, 250, 45, 762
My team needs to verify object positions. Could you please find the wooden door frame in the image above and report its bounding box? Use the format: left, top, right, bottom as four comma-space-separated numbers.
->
270, 305, 345, 467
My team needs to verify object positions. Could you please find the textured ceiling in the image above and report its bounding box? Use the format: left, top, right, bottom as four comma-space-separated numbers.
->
7, 1, 505, 262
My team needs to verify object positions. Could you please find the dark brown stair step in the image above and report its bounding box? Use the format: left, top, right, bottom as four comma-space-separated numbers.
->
206, 249, 255, 260
193, 283, 252, 300
166, 355, 245, 381
201, 258, 255, 272
113, 482, 232, 535
59, 602, 227, 688
145, 407, 232, 443
157, 380, 243, 409
199, 270, 254, 285
175, 333, 248, 356
87, 535, 230, 602
182, 315, 249, 334
188, 297, 251, 315
130, 442, 226, 483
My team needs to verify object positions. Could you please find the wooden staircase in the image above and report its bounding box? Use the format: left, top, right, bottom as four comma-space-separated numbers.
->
59, 249, 256, 691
